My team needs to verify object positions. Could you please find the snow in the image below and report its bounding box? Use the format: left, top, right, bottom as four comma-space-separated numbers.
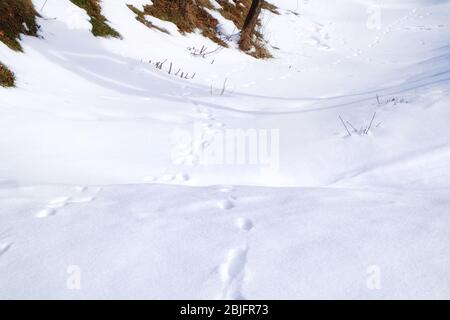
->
0, 0, 449, 299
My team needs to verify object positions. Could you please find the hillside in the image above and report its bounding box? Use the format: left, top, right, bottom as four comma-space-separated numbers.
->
0, 0, 450, 299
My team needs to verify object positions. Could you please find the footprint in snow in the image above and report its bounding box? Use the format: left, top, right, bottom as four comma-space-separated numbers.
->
235, 218, 253, 232
35, 208, 57, 219
219, 245, 248, 300
0, 230, 13, 257
47, 196, 70, 209
69, 186, 99, 203
0, 242, 12, 256
70, 196, 95, 203
148, 172, 190, 183
217, 199, 235, 210
175, 173, 190, 182
35, 186, 99, 218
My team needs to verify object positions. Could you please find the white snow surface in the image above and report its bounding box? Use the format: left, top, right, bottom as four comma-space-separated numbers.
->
0, 0, 449, 299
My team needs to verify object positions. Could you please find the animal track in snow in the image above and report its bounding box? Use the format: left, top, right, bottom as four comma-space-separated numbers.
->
69, 196, 95, 203
217, 199, 235, 210
368, 8, 418, 49
143, 171, 190, 184
219, 245, 248, 300
175, 173, 190, 182
0, 230, 13, 257
0, 242, 12, 256
169, 104, 230, 186
47, 197, 70, 209
307, 21, 334, 51
217, 186, 237, 210
235, 218, 254, 232
35, 208, 57, 218
170, 104, 228, 184
35, 186, 99, 219
215, 187, 254, 298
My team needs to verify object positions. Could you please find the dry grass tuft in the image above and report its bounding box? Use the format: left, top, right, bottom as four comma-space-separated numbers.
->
70, 0, 121, 38
129, 0, 227, 47
0, 0, 39, 51
0, 62, 15, 88
261, 1, 279, 15
127, 4, 169, 34
130, 0, 277, 58
218, 0, 274, 58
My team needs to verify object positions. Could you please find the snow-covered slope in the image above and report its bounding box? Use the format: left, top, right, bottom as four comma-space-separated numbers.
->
0, 0, 449, 299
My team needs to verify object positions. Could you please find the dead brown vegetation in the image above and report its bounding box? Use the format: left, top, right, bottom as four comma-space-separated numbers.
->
70, 0, 121, 38
0, 62, 15, 87
0, 0, 39, 51
218, 0, 276, 58
129, 0, 278, 58
130, 0, 227, 47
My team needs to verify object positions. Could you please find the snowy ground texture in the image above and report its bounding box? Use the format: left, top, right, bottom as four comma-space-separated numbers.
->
0, 0, 450, 299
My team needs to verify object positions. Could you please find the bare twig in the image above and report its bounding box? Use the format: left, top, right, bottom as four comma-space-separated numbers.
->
220, 78, 228, 96
346, 121, 358, 133
339, 115, 352, 136
365, 112, 377, 134
40, 0, 48, 12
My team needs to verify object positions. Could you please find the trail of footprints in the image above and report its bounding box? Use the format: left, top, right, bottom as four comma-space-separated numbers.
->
164, 105, 255, 300
217, 186, 254, 300
367, 8, 442, 50
142, 104, 225, 185
32, 105, 253, 299
35, 186, 100, 219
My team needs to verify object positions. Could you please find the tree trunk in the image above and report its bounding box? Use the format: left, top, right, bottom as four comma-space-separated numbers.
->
239, 0, 262, 51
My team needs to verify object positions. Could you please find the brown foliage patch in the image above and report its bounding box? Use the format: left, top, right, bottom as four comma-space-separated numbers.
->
0, 62, 15, 87
129, 0, 278, 58
217, 0, 274, 58
131, 0, 227, 47
70, 0, 121, 38
0, 0, 39, 51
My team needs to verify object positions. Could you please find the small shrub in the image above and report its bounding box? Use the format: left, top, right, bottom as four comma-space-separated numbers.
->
0, 62, 15, 88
